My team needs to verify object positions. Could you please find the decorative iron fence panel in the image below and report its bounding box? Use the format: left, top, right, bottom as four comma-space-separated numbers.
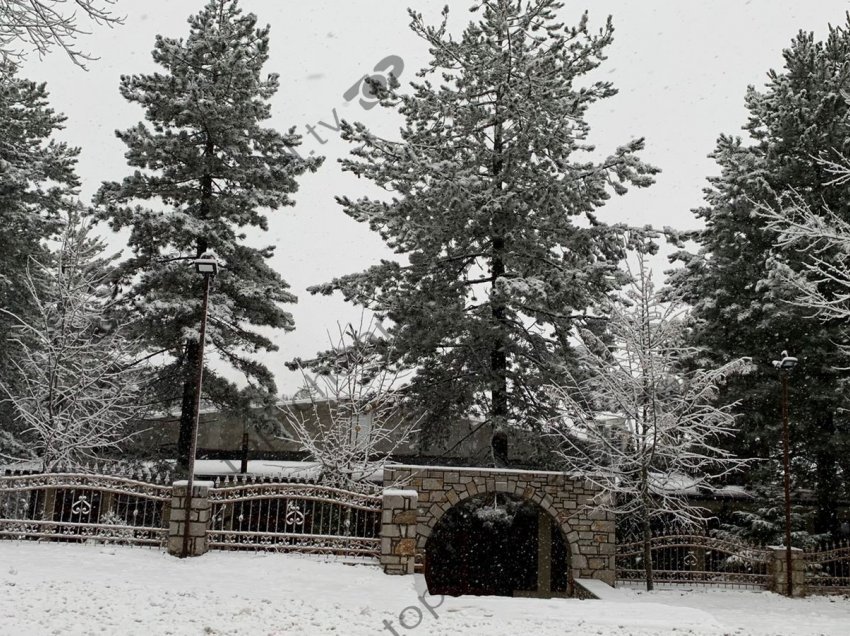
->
208, 481, 382, 558
617, 534, 771, 589
805, 541, 850, 595
0, 473, 170, 547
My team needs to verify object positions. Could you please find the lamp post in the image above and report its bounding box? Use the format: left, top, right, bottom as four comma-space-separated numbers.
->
772, 350, 798, 596
181, 255, 218, 558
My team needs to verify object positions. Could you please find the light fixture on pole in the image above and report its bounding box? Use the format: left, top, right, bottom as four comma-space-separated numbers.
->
771, 350, 798, 596
181, 254, 219, 558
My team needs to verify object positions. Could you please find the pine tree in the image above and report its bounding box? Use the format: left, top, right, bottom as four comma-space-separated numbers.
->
0, 210, 142, 470
308, 1, 657, 456
96, 0, 321, 468
670, 22, 850, 537
0, 62, 79, 462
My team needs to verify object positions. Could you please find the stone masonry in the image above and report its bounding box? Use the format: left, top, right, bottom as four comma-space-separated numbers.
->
383, 465, 616, 585
167, 480, 213, 557
380, 489, 419, 575
767, 546, 807, 597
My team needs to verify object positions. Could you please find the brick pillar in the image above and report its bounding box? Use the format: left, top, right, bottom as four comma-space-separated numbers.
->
767, 546, 806, 597
380, 489, 418, 575
167, 480, 213, 557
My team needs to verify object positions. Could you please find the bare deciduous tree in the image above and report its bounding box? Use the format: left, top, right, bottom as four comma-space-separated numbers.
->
546, 257, 752, 590
280, 318, 419, 493
0, 0, 123, 68
0, 212, 143, 470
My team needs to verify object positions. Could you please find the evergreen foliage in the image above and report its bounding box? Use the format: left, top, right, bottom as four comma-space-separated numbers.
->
715, 504, 828, 550
670, 21, 850, 537
0, 63, 79, 462
96, 0, 321, 467
308, 0, 657, 453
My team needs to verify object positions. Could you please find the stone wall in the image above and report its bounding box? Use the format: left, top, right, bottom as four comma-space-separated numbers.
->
380, 489, 418, 575
166, 480, 213, 557
383, 465, 616, 585
767, 546, 807, 597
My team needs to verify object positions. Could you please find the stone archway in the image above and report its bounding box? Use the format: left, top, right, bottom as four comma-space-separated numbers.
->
383, 465, 615, 587
424, 491, 571, 597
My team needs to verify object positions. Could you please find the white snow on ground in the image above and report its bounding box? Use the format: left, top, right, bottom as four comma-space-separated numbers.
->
0, 542, 848, 636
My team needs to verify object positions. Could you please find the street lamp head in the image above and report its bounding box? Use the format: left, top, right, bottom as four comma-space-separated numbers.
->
772, 353, 798, 370
194, 255, 219, 276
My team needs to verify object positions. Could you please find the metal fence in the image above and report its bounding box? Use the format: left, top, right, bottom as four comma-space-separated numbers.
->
805, 540, 850, 595
616, 533, 771, 589
0, 472, 171, 547
207, 478, 382, 558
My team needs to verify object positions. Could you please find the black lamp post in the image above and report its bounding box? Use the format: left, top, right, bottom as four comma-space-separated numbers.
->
181, 255, 218, 558
772, 350, 798, 596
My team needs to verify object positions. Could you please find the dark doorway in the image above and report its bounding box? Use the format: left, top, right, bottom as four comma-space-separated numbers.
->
424, 493, 570, 597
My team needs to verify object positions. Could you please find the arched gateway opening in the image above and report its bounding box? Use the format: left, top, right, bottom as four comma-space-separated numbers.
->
382, 465, 616, 589
424, 493, 570, 597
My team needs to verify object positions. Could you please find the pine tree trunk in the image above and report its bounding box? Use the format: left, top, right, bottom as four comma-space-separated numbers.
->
177, 339, 200, 471
490, 240, 508, 452
177, 128, 214, 472
489, 86, 508, 463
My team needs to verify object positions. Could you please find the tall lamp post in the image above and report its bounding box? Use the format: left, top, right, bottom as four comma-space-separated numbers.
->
772, 350, 798, 596
181, 255, 218, 558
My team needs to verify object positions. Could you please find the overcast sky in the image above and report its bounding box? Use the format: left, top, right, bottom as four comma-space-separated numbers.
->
19, 0, 850, 395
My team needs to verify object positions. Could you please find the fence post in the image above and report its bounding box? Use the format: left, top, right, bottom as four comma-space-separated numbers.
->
380, 488, 418, 575
767, 546, 806, 597
167, 480, 213, 557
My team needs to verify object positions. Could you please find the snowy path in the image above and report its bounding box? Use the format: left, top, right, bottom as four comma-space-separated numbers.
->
0, 542, 847, 635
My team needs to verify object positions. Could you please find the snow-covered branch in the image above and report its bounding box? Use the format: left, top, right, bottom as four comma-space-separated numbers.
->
546, 256, 752, 589
0, 212, 144, 470
279, 317, 419, 492
0, 0, 123, 68
757, 186, 850, 331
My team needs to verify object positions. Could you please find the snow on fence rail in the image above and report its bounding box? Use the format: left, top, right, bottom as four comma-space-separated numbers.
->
616, 532, 850, 595
0, 473, 171, 547
805, 541, 850, 595
616, 533, 772, 589
0, 471, 384, 559
206, 479, 382, 558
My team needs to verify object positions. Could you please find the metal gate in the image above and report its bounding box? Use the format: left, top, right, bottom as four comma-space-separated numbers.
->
617, 533, 770, 589
0, 473, 170, 546
805, 541, 850, 595
207, 480, 382, 558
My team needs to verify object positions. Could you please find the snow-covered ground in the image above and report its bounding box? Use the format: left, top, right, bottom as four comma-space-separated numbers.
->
0, 542, 848, 635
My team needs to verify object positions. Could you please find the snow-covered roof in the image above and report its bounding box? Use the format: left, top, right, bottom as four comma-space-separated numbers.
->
193, 459, 321, 479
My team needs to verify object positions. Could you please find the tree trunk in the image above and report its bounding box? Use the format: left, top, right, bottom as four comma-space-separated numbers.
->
490, 238, 508, 454
489, 86, 508, 464
642, 512, 654, 592
177, 339, 200, 471
177, 127, 214, 472
641, 454, 654, 591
